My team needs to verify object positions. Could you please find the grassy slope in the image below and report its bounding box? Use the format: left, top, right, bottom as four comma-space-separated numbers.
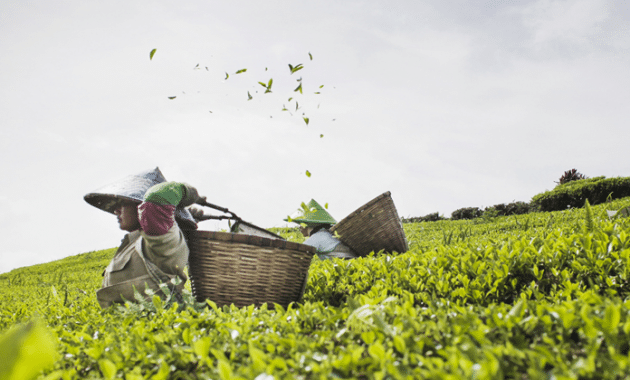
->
3, 198, 630, 379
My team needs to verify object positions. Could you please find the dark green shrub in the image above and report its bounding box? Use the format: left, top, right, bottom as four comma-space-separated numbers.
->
531, 176, 630, 211
451, 207, 482, 220
402, 212, 446, 223
485, 201, 532, 216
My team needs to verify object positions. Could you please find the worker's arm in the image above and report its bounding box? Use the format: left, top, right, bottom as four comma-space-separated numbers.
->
138, 182, 199, 236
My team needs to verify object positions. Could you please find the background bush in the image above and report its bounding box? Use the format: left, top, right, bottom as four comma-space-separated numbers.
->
484, 201, 532, 217
531, 176, 630, 212
450, 206, 483, 220
556, 168, 588, 185
401, 212, 445, 223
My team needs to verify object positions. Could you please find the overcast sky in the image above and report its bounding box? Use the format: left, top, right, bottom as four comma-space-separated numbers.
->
1, 0, 629, 274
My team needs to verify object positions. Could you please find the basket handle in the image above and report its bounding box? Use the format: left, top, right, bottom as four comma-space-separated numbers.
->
195, 198, 242, 222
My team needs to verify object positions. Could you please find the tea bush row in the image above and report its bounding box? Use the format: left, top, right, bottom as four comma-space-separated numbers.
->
531, 176, 630, 212
3, 197, 630, 378
408, 175, 630, 222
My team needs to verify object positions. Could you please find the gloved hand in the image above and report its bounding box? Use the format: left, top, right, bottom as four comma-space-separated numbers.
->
180, 183, 202, 207
187, 205, 205, 222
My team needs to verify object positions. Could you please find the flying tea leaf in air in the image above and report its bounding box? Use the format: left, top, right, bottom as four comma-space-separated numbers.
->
294, 83, 303, 94
247, 92, 253, 101
305, 170, 311, 178
168, 96, 176, 100
309, 52, 313, 60
289, 63, 304, 74
303, 117, 309, 125
225, 72, 229, 80
235, 68, 247, 74
149, 49, 157, 60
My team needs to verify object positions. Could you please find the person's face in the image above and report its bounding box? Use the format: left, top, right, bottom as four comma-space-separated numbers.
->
299, 225, 314, 237
114, 201, 140, 232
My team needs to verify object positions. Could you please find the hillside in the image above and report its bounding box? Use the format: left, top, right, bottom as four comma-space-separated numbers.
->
3, 197, 630, 379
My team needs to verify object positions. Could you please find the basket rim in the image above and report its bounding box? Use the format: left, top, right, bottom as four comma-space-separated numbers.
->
186, 230, 317, 254
330, 191, 392, 232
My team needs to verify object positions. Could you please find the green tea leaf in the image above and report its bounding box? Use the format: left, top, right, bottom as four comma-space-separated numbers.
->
393, 336, 406, 353
0, 320, 59, 380
303, 117, 309, 126
193, 337, 212, 358
309, 52, 313, 60
367, 342, 386, 359
294, 83, 303, 94
288, 63, 304, 74
305, 170, 311, 178
98, 359, 117, 380
149, 49, 157, 60
603, 304, 621, 335
168, 96, 176, 100
235, 68, 247, 74
218, 360, 232, 380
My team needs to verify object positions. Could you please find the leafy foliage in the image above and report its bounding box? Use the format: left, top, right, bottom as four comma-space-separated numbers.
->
556, 169, 587, 186
531, 176, 630, 212
484, 201, 532, 217
0, 319, 58, 380
450, 206, 483, 220
401, 212, 445, 223
5, 198, 630, 378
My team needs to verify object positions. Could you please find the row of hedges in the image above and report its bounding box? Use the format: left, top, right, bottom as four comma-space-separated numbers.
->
401, 212, 445, 223
531, 176, 630, 212
405, 176, 630, 222
450, 201, 533, 220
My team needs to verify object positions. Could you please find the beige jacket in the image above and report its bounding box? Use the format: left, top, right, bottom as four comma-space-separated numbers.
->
96, 225, 189, 308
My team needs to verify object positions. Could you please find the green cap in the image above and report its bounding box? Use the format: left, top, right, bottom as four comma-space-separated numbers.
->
285, 199, 336, 226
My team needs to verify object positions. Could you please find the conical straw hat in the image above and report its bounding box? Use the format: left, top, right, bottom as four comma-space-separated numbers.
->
285, 199, 336, 226
84, 167, 197, 229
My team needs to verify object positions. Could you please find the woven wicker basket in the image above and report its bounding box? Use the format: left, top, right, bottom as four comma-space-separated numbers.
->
330, 191, 408, 257
185, 231, 316, 308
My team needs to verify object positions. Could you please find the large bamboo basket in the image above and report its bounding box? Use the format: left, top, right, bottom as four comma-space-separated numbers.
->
330, 191, 408, 257
185, 231, 316, 308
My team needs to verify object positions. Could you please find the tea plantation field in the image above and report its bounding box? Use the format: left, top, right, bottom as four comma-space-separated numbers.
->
3, 198, 630, 379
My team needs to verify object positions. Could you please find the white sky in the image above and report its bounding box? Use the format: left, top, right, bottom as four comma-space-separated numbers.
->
1, 0, 629, 274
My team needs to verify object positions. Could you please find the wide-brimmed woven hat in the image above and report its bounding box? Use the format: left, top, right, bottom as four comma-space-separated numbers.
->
285, 199, 336, 226
84, 167, 197, 230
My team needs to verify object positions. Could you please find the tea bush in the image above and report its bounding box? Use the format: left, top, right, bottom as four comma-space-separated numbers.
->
484, 201, 532, 217
401, 212, 445, 223
3, 197, 630, 379
531, 176, 630, 212
450, 207, 483, 220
